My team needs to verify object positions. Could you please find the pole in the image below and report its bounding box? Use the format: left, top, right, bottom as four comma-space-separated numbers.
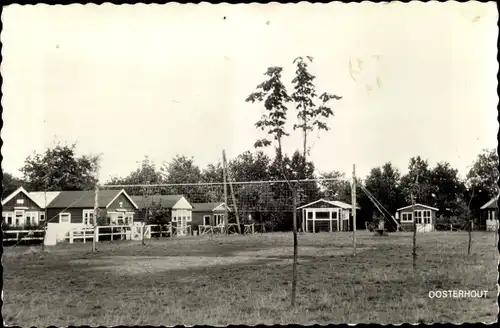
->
92, 183, 99, 252
41, 184, 47, 252
352, 164, 357, 256
222, 150, 229, 233
222, 150, 241, 234
411, 172, 419, 270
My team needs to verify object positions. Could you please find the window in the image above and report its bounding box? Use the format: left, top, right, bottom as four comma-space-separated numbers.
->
117, 214, 124, 225
15, 210, 24, 226
423, 210, 431, 224
40, 213, 45, 221
414, 211, 422, 224
16, 199, 24, 205
2, 212, 14, 225
401, 213, 413, 222
125, 213, 134, 225
25, 212, 38, 225
59, 213, 71, 223
83, 210, 94, 226
203, 215, 210, 225
214, 214, 224, 226
307, 211, 313, 219
172, 216, 177, 222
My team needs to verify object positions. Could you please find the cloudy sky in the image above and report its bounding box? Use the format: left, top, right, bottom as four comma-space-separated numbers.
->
1, 2, 497, 183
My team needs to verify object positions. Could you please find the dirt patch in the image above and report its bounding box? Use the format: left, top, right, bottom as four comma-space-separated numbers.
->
69, 246, 371, 275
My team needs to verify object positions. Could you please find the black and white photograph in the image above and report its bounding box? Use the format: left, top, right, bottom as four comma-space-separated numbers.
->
1, 2, 498, 326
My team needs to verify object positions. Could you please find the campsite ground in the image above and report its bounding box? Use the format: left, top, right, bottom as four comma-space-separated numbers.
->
2, 231, 498, 326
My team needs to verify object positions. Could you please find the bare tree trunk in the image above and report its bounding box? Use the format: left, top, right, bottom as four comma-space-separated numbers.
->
352, 164, 357, 256
468, 219, 472, 256
467, 186, 475, 256
291, 187, 298, 307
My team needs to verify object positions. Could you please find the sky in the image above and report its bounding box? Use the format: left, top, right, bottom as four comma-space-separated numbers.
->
1, 2, 498, 184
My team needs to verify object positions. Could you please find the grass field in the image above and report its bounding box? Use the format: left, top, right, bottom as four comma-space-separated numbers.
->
2, 231, 498, 326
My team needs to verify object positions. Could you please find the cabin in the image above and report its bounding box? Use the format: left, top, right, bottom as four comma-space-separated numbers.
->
297, 199, 360, 233
46, 189, 139, 227
191, 202, 231, 232
395, 203, 438, 232
1, 187, 60, 227
130, 194, 193, 236
480, 195, 498, 231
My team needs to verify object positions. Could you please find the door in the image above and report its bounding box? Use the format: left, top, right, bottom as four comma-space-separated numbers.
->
415, 210, 432, 232
14, 210, 25, 227
178, 217, 187, 236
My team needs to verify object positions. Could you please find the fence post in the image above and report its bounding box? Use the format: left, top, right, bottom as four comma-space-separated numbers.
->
450, 223, 452, 231
96, 227, 99, 242
69, 231, 74, 244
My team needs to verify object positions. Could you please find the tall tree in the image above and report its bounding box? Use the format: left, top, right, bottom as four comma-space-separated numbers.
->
246, 57, 341, 307
21, 142, 99, 191
291, 56, 342, 163
466, 148, 499, 217
201, 162, 225, 203
318, 171, 352, 203
161, 155, 203, 201
107, 156, 163, 186
246, 65, 299, 305
400, 156, 433, 205
2, 171, 26, 196
361, 162, 403, 227
429, 161, 467, 218
161, 155, 202, 184
289, 56, 340, 306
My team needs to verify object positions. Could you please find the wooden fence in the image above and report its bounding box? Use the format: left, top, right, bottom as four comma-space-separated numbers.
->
3, 230, 45, 242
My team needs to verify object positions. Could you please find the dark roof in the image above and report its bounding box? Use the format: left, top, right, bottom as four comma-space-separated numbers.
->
47, 190, 123, 208
130, 195, 184, 209
192, 202, 226, 212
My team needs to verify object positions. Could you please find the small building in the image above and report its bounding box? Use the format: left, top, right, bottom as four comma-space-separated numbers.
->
191, 202, 231, 232
297, 199, 360, 233
480, 195, 498, 231
396, 203, 438, 232
130, 194, 193, 235
46, 189, 139, 227
1, 187, 61, 227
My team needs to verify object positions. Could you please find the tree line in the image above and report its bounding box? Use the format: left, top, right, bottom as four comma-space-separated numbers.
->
2, 141, 498, 227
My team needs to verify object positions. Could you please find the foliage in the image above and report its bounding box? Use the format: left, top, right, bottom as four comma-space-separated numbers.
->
161, 155, 202, 184
147, 199, 172, 225
246, 66, 292, 152
2, 171, 26, 196
20, 142, 100, 191
107, 156, 163, 186
361, 163, 403, 219
318, 171, 352, 203
400, 156, 433, 204
466, 148, 499, 217
429, 162, 467, 218
291, 56, 342, 159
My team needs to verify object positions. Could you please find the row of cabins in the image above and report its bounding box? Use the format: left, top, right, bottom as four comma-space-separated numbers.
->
1, 187, 230, 236
2, 187, 499, 234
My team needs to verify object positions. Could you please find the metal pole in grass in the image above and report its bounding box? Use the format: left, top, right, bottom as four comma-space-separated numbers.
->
223, 150, 241, 234
92, 183, 99, 253
222, 150, 229, 234
411, 172, 419, 271
352, 164, 357, 256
